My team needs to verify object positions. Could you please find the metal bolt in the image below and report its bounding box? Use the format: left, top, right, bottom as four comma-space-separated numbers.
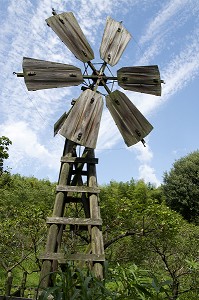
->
77, 133, 82, 141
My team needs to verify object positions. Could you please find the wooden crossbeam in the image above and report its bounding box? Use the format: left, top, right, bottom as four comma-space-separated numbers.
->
46, 217, 102, 226
60, 156, 98, 164
40, 253, 105, 262
56, 185, 100, 193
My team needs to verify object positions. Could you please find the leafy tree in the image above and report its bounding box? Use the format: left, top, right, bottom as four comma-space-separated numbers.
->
100, 179, 199, 299
162, 151, 199, 224
0, 136, 12, 173
0, 173, 56, 292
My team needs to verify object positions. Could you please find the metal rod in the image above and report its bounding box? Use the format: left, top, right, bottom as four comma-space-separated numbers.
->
13, 72, 24, 77
83, 75, 117, 80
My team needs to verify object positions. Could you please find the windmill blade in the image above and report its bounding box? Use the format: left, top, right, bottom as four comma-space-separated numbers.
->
117, 65, 162, 96
100, 16, 131, 67
106, 90, 153, 147
59, 90, 103, 149
46, 12, 94, 63
22, 57, 83, 91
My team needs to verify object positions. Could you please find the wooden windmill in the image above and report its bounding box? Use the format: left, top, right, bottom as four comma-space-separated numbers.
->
16, 9, 163, 287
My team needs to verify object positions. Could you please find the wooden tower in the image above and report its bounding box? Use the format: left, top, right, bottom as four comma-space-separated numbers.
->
16, 9, 163, 287
39, 140, 104, 287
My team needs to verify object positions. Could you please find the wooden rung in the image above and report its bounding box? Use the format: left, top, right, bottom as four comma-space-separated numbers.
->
65, 196, 82, 203
40, 252, 105, 262
56, 185, 100, 194
71, 170, 88, 176
47, 217, 102, 226
60, 253, 105, 262
61, 156, 98, 164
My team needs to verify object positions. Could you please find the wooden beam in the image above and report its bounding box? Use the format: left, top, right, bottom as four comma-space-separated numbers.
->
40, 253, 105, 262
47, 217, 102, 226
60, 156, 98, 164
56, 185, 100, 194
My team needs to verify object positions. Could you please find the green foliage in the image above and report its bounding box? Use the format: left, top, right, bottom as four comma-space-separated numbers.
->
0, 173, 56, 290
37, 263, 173, 300
0, 171, 199, 299
0, 136, 12, 173
37, 262, 112, 300
100, 179, 199, 299
162, 150, 199, 223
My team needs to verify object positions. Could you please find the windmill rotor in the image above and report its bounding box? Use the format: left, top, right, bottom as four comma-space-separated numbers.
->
15, 9, 164, 149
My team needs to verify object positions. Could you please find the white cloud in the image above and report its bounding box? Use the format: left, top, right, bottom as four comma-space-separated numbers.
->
140, 0, 189, 45
0, 121, 61, 174
138, 164, 161, 186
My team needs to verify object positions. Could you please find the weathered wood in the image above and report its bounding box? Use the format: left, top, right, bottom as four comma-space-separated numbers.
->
59, 90, 103, 149
106, 90, 153, 147
40, 253, 105, 262
54, 111, 69, 136
87, 150, 104, 279
46, 12, 94, 63
0, 297, 32, 300
40, 141, 104, 285
117, 65, 162, 96
47, 217, 102, 226
100, 16, 131, 66
60, 156, 98, 164
71, 170, 88, 176
39, 140, 76, 288
5, 271, 13, 296
22, 57, 83, 91
56, 185, 100, 193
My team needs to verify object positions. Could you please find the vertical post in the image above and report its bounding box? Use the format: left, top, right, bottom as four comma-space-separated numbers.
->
5, 271, 13, 296
39, 139, 75, 288
88, 149, 104, 279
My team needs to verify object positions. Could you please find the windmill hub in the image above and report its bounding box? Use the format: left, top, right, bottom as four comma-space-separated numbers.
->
91, 70, 108, 86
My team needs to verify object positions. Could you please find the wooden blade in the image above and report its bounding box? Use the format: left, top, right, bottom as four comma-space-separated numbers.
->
22, 57, 83, 91
59, 90, 103, 148
100, 16, 131, 66
54, 111, 69, 136
46, 12, 94, 63
106, 90, 153, 147
117, 65, 162, 96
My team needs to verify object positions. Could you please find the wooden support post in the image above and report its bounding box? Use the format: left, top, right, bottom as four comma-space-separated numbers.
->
87, 149, 104, 279
39, 139, 105, 289
5, 271, 13, 296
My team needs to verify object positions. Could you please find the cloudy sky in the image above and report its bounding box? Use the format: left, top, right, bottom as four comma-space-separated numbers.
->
1, 0, 199, 186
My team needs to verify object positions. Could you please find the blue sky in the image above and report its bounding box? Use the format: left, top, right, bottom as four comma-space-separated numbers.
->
1, 0, 199, 186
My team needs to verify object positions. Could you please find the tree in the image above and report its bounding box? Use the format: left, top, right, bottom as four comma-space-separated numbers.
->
100, 179, 199, 299
162, 151, 199, 224
0, 136, 12, 173
0, 173, 56, 292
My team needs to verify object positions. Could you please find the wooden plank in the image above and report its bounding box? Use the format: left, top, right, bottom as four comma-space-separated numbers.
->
65, 196, 82, 203
117, 65, 162, 96
87, 150, 104, 279
54, 111, 69, 136
59, 90, 103, 149
106, 90, 153, 147
71, 170, 88, 176
56, 185, 100, 193
100, 16, 131, 66
46, 12, 94, 63
47, 217, 102, 226
0, 297, 32, 300
22, 57, 83, 91
60, 156, 98, 164
40, 253, 105, 262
